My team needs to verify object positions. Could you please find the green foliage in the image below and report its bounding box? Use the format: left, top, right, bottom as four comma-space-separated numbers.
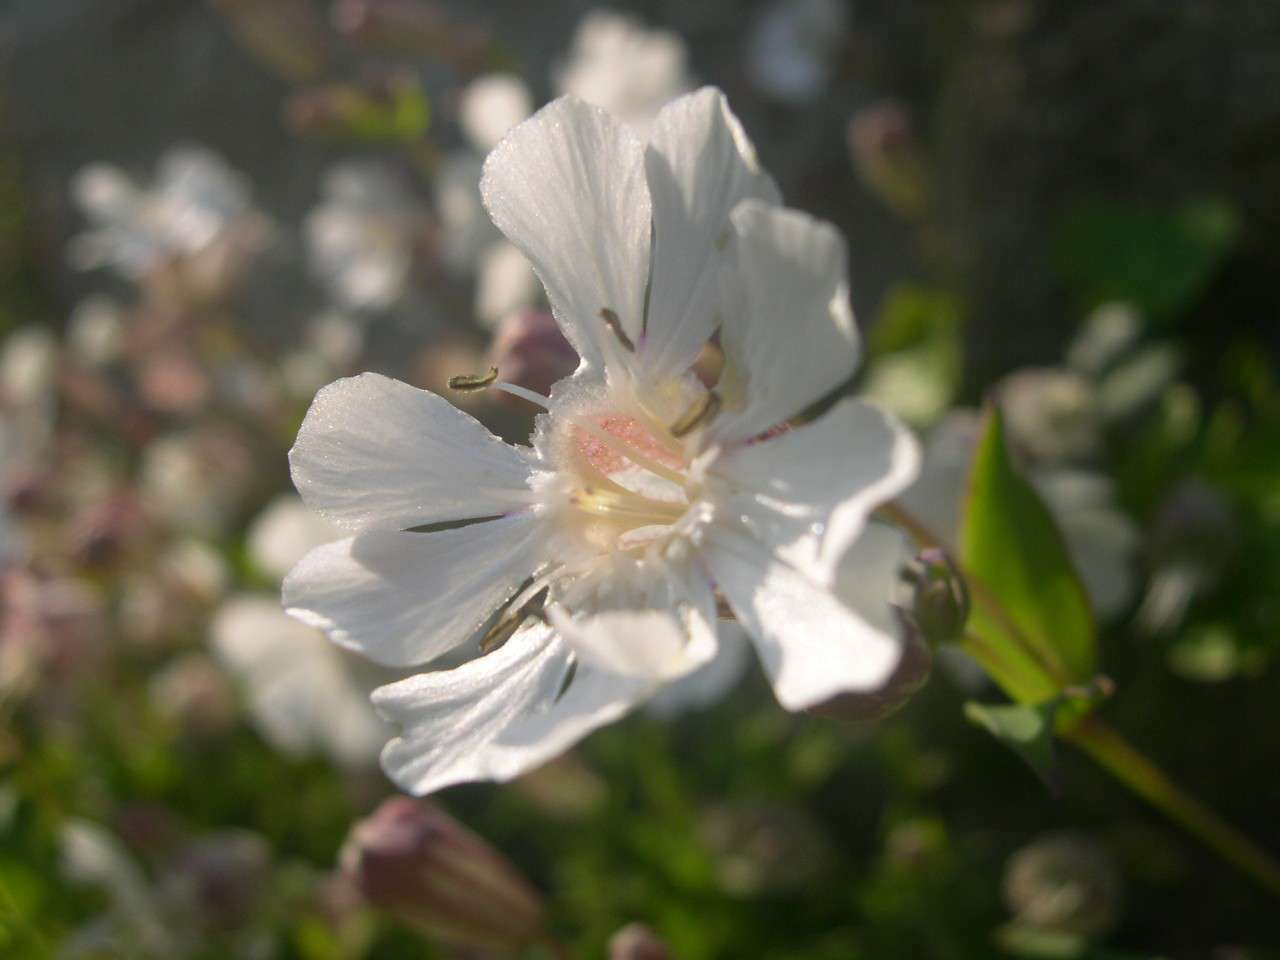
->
1053, 199, 1240, 321
959, 407, 1096, 702
963, 701, 1058, 786
862, 285, 965, 425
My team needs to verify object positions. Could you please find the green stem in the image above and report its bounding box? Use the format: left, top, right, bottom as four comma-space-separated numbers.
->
882, 499, 1280, 902
1064, 716, 1280, 901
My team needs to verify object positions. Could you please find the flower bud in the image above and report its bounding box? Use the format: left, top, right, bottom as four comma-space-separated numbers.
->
1003, 832, 1121, 940
901, 547, 969, 648
331, 0, 490, 70
487, 309, 578, 402
848, 100, 930, 219
209, 0, 328, 81
609, 923, 671, 960
340, 796, 546, 949
286, 72, 428, 143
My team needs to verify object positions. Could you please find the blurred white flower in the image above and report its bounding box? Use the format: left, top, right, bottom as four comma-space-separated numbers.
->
0, 327, 58, 468
67, 296, 126, 368
306, 162, 420, 311
459, 73, 534, 153
247, 493, 342, 582
1000, 368, 1101, 465
285, 88, 920, 794
212, 594, 398, 769
475, 240, 540, 328
281, 311, 366, 400
139, 428, 254, 537
747, 0, 850, 103
69, 146, 261, 280
900, 411, 1138, 620
554, 10, 693, 138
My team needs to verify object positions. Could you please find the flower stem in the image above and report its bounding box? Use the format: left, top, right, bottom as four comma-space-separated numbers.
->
1064, 716, 1280, 900
881, 498, 1280, 902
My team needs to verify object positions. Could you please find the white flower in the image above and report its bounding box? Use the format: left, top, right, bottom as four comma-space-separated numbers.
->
554, 10, 693, 139
747, 0, 850, 103
284, 88, 920, 795
212, 595, 398, 769
438, 76, 538, 327
459, 73, 535, 153
900, 411, 1139, 620
67, 296, 126, 368
305, 163, 419, 311
69, 146, 255, 278
247, 493, 343, 582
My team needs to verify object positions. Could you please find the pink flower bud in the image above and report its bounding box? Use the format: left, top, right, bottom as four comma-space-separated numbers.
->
848, 100, 929, 219
487, 309, 578, 402
609, 923, 671, 960
339, 797, 546, 949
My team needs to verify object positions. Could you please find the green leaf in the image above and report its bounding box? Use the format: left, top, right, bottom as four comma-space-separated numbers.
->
1053, 199, 1240, 321
964, 700, 1059, 787
960, 407, 1096, 702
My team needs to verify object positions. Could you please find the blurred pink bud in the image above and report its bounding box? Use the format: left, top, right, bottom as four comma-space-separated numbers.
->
286, 71, 428, 142
848, 99, 930, 219
488, 310, 577, 403
168, 831, 271, 931
609, 923, 671, 960
209, 0, 329, 81
67, 490, 148, 568
332, 0, 490, 70
340, 797, 546, 949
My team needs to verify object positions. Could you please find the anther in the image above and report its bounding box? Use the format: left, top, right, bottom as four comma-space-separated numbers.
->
669, 390, 722, 438
599, 308, 636, 353
447, 366, 499, 392
479, 586, 549, 653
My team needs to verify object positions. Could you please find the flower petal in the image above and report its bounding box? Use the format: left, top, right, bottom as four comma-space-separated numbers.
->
374, 623, 651, 795
283, 514, 547, 668
289, 373, 540, 532
640, 87, 780, 375
708, 397, 920, 585
547, 554, 719, 681
480, 96, 651, 378
646, 622, 752, 718
700, 523, 902, 711
713, 201, 860, 444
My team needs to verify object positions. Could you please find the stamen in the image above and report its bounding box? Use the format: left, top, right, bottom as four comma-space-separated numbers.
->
479, 584, 550, 653
599, 308, 636, 353
571, 488, 685, 525
490, 381, 553, 410
447, 366, 499, 392
669, 390, 722, 438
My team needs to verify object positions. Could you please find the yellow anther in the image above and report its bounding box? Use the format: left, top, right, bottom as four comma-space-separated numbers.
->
669, 390, 722, 438
447, 366, 499, 392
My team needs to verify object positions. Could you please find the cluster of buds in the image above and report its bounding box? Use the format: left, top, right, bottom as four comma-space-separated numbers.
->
286, 71, 429, 143
331, 0, 492, 72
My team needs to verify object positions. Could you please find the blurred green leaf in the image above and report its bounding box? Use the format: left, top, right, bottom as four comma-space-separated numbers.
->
1053, 199, 1240, 320
863, 285, 964, 425
960, 407, 1096, 702
964, 701, 1058, 787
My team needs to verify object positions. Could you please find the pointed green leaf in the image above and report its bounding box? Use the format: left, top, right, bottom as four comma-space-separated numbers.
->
964, 700, 1059, 787
960, 407, 1096, 702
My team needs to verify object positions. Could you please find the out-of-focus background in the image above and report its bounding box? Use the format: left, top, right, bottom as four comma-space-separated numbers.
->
2, 1, 1279, 957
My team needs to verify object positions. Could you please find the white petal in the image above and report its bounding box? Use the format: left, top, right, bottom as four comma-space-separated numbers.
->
713, 201, 860, 444
283, 514, 547, 667
480, 96, 651, 377
374, 623, 651, 795
640, 88, 780, 375
709, 398, 920, 585
700, 523, 902, 710
548, 549, 719, 681
646, 622, 752, 718
289, 373, 540, 532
